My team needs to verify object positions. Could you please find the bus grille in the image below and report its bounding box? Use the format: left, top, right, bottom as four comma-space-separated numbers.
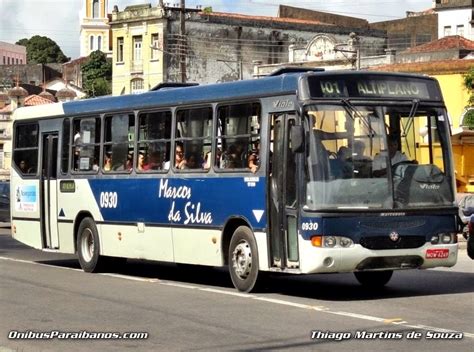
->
356, 256, 424, 270
359, 236, 426, 250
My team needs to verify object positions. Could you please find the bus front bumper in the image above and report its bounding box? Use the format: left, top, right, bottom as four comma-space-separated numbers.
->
300, 243, 458, 274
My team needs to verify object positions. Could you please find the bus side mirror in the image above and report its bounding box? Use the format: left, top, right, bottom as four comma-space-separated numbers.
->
291, 125, 304, 153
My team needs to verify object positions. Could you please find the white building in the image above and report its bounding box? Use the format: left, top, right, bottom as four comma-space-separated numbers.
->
434, 0, 474, 40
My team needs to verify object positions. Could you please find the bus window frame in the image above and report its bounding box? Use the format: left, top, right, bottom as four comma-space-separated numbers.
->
102, 111, 136, 174
214, 100, 262, 174
173, 104, 213, 173
12, 122, 40, 177
136, 108, 172, 174
70, 115, 101, 175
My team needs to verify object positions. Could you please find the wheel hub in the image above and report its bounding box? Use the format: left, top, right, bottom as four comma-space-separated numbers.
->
232, 240, 252, 279
81, 229, 94, 262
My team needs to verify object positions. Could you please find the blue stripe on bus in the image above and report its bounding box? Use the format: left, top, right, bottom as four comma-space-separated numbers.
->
88, 176, 267, 229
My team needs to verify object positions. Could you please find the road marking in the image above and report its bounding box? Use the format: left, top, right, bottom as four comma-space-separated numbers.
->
1, 255, 473, 339
384, 318, 406, 324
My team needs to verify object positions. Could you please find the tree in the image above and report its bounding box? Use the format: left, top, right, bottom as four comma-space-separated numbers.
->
15, 35, 69, 64
462, 66, 474, 129
81, 50, 112, 98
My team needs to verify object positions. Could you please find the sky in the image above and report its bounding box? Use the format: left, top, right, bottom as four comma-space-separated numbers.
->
0, 0, 435, 59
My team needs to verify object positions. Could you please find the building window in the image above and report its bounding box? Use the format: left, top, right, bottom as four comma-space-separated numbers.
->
7, 57, 10, 65
92, 0, 100, 18
457, 25, 465, 37
98, 36, 102, 51
90, 36, 95, 51
444, 26, 451, 36
131, 79, 144, 94
151, 34, 159, 60
133, 36, 142, 61
2, 56, 5, 64
117, 37, 124, 62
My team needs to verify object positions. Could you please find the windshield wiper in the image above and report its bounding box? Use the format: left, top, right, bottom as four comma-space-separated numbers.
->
400, 99, 420, 156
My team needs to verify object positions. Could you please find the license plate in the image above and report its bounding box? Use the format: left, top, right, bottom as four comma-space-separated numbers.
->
426, 249, 449, 259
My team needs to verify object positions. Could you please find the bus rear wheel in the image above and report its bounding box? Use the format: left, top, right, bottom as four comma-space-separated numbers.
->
77, 217, 104, 273
229, 226, 259, 292
354, 270, 393, 288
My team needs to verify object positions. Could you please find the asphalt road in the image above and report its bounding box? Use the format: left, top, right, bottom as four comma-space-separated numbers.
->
0, 226, 473, 352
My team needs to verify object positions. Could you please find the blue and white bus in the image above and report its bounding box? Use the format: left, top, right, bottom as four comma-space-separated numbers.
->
11, 69, 459, 292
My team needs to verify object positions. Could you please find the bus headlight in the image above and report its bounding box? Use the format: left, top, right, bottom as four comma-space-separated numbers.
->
324, 236, 337, 248
431, 235, 439, 244
339, 237, 354, 248
310, 235, 354, 248
440, 233, 452, 244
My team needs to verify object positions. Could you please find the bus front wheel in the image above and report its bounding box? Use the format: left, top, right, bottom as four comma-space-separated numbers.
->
354, 270, 393, 288
77, 217, 103, 272
229, 226, 259, 292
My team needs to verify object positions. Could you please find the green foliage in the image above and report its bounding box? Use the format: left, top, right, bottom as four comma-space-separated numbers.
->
81, 50, 112, 98
463, 109, 474, 129
463, 66, 474, 107
203, 6, 213, 13
15, 35, 69, 64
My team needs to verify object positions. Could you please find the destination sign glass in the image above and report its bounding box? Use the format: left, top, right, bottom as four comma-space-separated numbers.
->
307, 75, 441, 101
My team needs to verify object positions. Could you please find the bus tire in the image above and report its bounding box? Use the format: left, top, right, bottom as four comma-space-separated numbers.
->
229, 226, 259, 292
77, 217, 103, 273
354, 270, 393, 288
467, 235, 474, 260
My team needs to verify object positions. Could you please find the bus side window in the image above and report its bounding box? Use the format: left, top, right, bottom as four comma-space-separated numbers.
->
137, 110, 171, 172
103, 113, 135, 172
13, 123, 39, 176
175, 107, 212, 171
216, 102, 260, 172
72, 117, 101, 172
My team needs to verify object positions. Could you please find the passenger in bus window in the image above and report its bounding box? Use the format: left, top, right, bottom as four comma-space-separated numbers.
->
147, 151, 162, 170
137, 153, 148, 171
125, 153, 133, 171
373, 135, 408, 177
103, 153, 113, 172
19, 160, 29, 174
222, 144, 240, 168
164, 143, 187, 170
186, 153, 199, 169
174, 143, 188, 169
248, 141, 260, 173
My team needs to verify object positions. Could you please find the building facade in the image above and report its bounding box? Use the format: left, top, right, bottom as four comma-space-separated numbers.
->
110, 4, 166, 95
0, 41, 27, 66
109, 3, 386, 95
80, 0, 111, 57
434, 0, 474, 40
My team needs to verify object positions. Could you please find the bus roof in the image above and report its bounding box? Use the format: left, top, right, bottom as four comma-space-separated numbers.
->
12, 70, 441, 121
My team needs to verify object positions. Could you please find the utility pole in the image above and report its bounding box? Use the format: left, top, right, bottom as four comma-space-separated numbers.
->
179, 0, 186, 82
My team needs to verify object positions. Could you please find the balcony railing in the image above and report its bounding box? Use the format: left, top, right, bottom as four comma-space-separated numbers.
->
131, 61, 143, 73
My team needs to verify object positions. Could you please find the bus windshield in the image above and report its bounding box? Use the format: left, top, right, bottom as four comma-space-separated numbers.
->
304, 103, 455, 210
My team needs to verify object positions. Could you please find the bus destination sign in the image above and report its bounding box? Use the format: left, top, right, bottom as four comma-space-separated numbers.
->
308, 75, 437, 100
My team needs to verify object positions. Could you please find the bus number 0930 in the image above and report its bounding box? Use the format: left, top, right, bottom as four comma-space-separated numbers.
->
100, 192, 118, 209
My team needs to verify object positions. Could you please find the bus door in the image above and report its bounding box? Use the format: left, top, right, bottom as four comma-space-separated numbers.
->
269, 114, 299, 268
40, 133, 59, 249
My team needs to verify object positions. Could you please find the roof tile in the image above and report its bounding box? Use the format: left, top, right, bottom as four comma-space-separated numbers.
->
403, 35, 474, 53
